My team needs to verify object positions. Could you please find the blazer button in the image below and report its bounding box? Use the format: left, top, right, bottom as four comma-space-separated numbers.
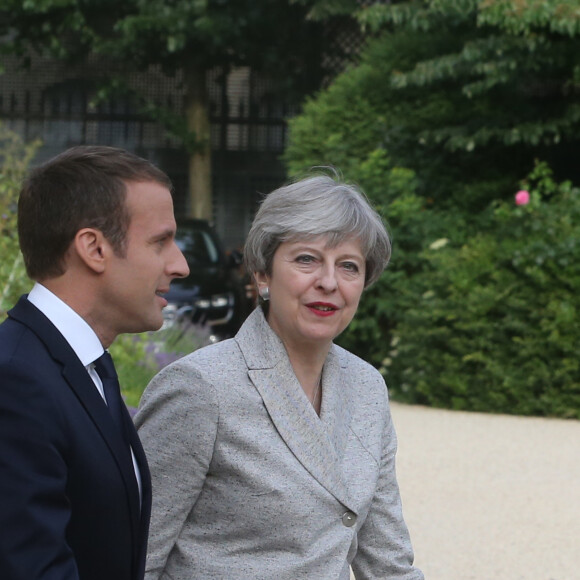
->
342, 511, 357, 527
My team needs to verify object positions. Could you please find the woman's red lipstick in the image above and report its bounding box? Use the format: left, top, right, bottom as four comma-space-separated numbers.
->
306, 302, 338, 316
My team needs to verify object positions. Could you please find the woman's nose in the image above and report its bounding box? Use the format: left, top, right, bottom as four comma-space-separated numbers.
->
316, 265, 338, 292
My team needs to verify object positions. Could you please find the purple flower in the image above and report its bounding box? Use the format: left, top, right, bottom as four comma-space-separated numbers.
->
154, 351, 184, 370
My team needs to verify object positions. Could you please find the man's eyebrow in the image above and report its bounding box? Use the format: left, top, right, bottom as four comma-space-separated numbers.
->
150, 228, 176, 242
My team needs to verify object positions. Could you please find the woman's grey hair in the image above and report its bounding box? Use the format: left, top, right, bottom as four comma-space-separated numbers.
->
244, 173, 391, 288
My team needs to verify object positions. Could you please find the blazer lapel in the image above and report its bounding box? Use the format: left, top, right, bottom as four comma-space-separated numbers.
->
125, 413, 152, 578
9, 297, 143, 537
237, 308, 356, 512
318, 346, 353, 466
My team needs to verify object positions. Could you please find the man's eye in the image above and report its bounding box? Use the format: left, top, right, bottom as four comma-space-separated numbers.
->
155, 236, 170, 249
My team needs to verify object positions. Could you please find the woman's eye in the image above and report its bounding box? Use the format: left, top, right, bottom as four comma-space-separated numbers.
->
296, 254, 315, 264
342, 262, 360, 273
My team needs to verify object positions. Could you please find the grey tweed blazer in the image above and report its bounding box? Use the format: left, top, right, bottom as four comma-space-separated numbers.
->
135, 307, 423, 580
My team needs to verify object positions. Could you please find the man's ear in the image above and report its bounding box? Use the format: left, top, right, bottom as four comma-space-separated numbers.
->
73, 228, 108, 273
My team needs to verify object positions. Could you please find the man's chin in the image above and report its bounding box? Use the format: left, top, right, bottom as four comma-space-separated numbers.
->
148, 317, 164, 332
134, 316, 164, 335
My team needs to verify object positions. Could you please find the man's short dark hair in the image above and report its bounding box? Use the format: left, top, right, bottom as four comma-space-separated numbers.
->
18, 145, 173, 280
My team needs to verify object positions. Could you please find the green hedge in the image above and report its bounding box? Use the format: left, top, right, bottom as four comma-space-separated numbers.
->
382, 162, 580, 419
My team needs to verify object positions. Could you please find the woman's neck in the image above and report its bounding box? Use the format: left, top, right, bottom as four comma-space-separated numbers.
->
285, 342, 328, 414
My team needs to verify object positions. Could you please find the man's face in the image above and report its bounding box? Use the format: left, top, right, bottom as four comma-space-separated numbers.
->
100, 181, 189, 342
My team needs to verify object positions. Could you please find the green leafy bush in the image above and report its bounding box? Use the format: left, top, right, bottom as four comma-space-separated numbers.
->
284, 23, 534, 214
328, 149, 471, 370
0, 125, 40, 318
111, 321, 209, 408
385, 162, 580, 418
0, 125, 203, 406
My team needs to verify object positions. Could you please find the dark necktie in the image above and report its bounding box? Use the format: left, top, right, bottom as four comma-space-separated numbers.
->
94, 351, 130, 448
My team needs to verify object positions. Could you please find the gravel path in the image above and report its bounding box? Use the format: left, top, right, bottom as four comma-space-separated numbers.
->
390, 402, 580, 580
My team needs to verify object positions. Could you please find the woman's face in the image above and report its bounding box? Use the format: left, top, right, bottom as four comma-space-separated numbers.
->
256, 236, 366, 351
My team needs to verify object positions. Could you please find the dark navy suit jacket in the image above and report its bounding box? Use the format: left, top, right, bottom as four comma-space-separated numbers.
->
0, 296, 151, 579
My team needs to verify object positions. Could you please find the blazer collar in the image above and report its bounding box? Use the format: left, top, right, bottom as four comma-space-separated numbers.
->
236, 307, 356, 511
8, 296, 144, 530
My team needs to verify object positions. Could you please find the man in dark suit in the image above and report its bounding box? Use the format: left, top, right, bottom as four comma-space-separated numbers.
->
0, 146, 189, 579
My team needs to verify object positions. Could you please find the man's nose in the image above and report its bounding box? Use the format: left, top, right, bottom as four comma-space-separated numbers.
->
169, 242, 190, 279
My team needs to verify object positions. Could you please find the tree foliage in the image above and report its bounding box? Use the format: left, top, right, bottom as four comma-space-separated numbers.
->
479, 0, 580, 36
358, 1, 580, 157
287, 0, 580, 209
1, 0, 323, 87
0, 0, 325, 217
0, 125, 40, 318
284, 1, 580, 417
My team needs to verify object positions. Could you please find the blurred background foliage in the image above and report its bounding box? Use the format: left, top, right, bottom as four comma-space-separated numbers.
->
286, 0, 580, 418
0, 0, 327, 217
0, 126, 40, 317
383, 162, 580, 419
0, 123, 205, 403
110, 322, 209, 409
2, 0, 580, 417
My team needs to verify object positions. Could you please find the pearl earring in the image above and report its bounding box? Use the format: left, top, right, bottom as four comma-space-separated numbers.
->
259, 286, 270, 301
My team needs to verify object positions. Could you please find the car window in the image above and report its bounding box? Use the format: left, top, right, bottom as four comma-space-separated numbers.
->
175, 227, 220, 265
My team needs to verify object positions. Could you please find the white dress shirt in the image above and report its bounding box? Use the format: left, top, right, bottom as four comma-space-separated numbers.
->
27, 283, 142, 497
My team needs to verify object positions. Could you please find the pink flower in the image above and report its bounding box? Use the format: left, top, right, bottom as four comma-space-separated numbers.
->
515, 190, 530, 206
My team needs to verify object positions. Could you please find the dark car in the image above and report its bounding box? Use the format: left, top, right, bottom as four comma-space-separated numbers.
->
163, 219, 254, 341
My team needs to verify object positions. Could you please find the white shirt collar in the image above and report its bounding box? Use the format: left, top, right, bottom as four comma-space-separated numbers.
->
27, 283, 104, 366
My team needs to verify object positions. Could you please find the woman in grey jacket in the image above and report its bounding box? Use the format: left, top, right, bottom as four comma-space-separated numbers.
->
136, 172, 423, 580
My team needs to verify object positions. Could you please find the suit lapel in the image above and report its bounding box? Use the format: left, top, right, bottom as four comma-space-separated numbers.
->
61, 362, 142, 516
237, 308, 356, 511
9, 297, 143, 542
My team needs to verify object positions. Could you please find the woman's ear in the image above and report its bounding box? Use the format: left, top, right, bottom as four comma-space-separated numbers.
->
254, 271, 269, 289
254, 271, 271, 302
73, 228, 108, 273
